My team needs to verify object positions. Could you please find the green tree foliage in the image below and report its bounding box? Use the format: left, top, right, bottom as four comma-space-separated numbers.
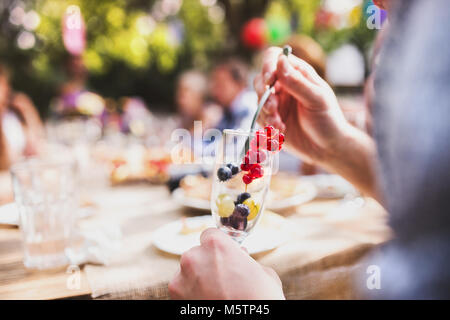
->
0, 0, 376, 116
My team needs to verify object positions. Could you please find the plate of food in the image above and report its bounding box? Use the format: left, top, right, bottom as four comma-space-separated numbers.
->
152, 211, 291, 256
173, 173, 317, 211
300, 174, 356, 199
100, 144, 171, 185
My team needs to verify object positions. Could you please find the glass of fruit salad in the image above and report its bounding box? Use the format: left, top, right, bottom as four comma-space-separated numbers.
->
211, 127, 285, 244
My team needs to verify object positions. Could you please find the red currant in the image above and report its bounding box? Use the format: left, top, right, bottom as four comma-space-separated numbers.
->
250, 164, 264, 178
264, 125, 275, 138
240, 163, 251, 171
251, 131, 267, 150
246, 150, 255, 164
278, 132, 285, 145
267, 138, 279, 152
256, 150, 267, 163
242, 174, 254, 185
249, 138, 259, 151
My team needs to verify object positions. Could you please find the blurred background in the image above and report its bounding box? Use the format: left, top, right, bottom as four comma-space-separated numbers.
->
0, 0, 392, 291
0, 0, 379, 118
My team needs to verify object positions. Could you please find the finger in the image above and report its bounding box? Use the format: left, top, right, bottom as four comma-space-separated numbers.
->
256, 109, 268, 127
200, 228, 234, 249
254, 74, 267, 100
263, 266, 283, 287
264, 113, 285, 132
287, 55, 324, 86
168, 269, 184, 299
261, 47, 283, 85
262, 93, 279, 117
259, 94, 285, 131
276, 55, 320, 105
180, 244, 204, 277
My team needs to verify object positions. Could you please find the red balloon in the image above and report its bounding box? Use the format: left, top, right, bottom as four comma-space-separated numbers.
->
241, 18, 267, 49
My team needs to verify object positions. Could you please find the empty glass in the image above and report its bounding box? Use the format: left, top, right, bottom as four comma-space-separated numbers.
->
10, 158, 76, 269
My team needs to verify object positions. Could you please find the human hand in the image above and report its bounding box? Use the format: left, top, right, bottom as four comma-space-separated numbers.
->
254, 47, 351, 165
168, 228, 285, 300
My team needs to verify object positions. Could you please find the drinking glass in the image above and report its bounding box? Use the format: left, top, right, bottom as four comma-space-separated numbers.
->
10, 158, 77, 269
211, 129, 274, 244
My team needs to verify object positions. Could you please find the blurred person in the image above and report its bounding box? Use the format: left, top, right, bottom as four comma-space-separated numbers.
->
53, 55, 88, 116
0, 64, 44, 170
210, 58, 257, 132
117, 97, 152, 137
170, 0, 450, 299
176, 70, 222, 132
52, 55, 106, 119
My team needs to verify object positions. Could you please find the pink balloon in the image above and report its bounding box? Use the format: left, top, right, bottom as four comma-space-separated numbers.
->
62, 6, 86, 56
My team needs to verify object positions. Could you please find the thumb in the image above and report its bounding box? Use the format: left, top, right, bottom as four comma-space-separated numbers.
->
276, 55, 319, 105
263, 266, 283, 287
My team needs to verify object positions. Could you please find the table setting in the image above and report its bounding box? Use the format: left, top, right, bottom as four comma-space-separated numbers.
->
0, 119, 391, 299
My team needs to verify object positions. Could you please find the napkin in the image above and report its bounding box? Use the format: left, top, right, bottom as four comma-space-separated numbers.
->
66, 224, 123, 266
0, 202, 19, 225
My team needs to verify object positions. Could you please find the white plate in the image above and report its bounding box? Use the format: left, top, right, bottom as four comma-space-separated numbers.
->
0, 202, 96, 226
172, 188, 210, 211
301, 174, 356, 199
172, 181, 317, 212
152, 214, 290, 256
267, 181, 317, 210
0, 202, 19, 226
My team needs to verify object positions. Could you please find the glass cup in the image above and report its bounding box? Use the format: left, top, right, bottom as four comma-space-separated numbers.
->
10, 158, 77, 269
211, 129, 274, 244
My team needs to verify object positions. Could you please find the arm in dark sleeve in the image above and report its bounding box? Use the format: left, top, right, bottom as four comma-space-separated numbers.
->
367, 0, 450, 299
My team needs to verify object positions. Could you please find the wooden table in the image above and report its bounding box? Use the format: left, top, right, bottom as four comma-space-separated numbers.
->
0, 183, 391, 300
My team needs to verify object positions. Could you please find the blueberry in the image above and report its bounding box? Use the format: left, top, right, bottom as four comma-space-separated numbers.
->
226, 163, 240, 175
236, 192, 251, 204
217, 166, 232, 181
220, 217, 230, 226
233, 204, 250, 218
230, 215, 247, 231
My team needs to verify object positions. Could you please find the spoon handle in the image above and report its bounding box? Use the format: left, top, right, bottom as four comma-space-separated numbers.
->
241, 45, 292, 158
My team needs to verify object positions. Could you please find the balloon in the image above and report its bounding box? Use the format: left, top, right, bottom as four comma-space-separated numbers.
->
349, 6, 362, 27
62, 5, 86, 56
315, 8, 334, 29
266, 18, 291, 45
241, 18, 267, 49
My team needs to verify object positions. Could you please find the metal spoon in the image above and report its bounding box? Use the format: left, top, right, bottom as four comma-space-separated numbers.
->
249, 45, 292, 133
241, 45, 292, 157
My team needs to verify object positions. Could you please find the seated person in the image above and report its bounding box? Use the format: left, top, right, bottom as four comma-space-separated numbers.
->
210, 58, 257, 132
176, 70, 221, 132
169, 0, 450, 300
0, 64, 44, 170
